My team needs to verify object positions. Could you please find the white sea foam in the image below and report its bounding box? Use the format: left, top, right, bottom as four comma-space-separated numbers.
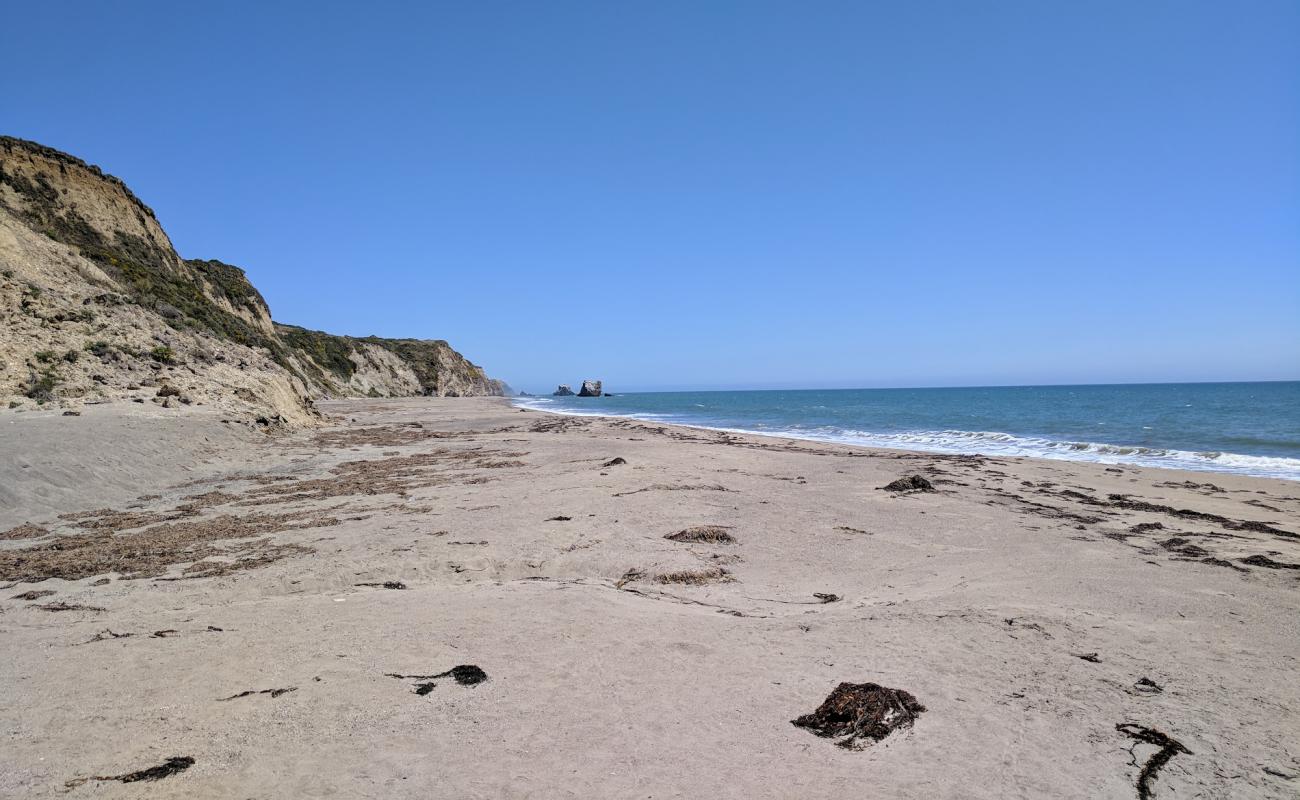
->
510, 398, 1300, 481
807, 428, 1300, 480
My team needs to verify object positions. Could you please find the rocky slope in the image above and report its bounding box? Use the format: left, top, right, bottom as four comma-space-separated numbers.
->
275, 324, 507, 399
0, 136, 505, 424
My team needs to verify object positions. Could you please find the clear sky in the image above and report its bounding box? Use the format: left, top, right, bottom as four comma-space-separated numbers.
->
5, 1, 1297, 392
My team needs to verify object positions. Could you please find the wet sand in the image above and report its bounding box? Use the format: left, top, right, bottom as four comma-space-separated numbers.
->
1, 397, 1298, 798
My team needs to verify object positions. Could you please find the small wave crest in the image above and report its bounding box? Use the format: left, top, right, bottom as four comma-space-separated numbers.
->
809, 428, 1300, 480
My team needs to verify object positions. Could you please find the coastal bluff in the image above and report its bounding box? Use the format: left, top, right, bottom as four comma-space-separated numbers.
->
0, 136, 505, 424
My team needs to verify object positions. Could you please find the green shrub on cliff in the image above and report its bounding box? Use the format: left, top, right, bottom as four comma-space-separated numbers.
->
276, 324, 356, 382
24, 367, 59, 402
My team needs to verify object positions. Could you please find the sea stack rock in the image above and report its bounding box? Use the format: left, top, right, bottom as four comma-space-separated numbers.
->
554, 385, 575, 396
578, 380, 603, 397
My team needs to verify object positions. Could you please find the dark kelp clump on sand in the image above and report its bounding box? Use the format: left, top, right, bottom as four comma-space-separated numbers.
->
1116, 724, 1192, 800
792, 682, 926, 749
880, 475, 935, 493
387, 664, 488, 694
66, 756, 195, 788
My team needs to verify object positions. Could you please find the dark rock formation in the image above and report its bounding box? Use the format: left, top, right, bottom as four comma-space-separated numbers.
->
554, 385, 575, 396
578, 379, 602, 397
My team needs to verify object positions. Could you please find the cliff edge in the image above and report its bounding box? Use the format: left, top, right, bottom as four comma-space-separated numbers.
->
0, 136, 505, 424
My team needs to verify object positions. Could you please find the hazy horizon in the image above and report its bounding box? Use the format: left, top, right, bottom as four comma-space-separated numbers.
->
7, 1, 1298, 390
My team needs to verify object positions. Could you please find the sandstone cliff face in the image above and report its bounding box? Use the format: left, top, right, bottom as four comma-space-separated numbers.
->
275, 324, 507, 398
0, 136, 505, 423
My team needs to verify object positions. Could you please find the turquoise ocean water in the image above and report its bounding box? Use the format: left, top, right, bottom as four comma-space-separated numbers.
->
516, 382, 1300, 481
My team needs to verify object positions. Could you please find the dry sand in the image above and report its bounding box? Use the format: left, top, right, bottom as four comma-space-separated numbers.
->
1, 397, 1297, 798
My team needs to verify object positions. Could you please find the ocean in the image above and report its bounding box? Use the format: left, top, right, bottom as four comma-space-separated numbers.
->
515, 382, 1300, 481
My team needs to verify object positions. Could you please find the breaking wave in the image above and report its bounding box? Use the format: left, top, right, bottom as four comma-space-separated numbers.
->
511, 397, 1300, 481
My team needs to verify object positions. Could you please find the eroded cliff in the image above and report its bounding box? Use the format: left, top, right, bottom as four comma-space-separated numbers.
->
0, 136, 505, 424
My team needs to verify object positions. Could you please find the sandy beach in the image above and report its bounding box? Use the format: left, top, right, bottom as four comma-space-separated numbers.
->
1, 397, 1298, 799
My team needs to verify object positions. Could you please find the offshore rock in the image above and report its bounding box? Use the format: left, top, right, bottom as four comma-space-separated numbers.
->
578, 379, 602, 397
554, 385, 575, 396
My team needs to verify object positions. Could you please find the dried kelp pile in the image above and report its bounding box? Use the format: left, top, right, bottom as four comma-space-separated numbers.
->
0, 509, 334, 581
665, 526, 736, 544
792, 682, 926, 749
235, 448, 528, 506
312, 424, 506, 448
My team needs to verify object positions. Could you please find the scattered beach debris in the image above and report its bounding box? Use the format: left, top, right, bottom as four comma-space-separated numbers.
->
613, 483, 734, 497
83, 629, 135, 643
387, 664, 488, 694
1, 523, 49, 540
813, 593, 841, 604
1130, 522, 1165, 534
1116, 724, 1192, 800
78, 625, 224, 645
1156, 480, 1226, 494
835, 525, 870, 534
1105, 494, 1296, 539
1239, 554, 1300, 570
880, 475, 935, 493
616, 568, 645, 588
1159, 537, 1211, 559
0, 508, 332, 582
1073, 652, 1102, 663
12, 589, 55, 600
602, 457, 627, 467
1003, 617, 1053, 638
1132, 678, 1163, 695
356, 581, 408, 590
653, 567, 733, 585
1199, 556, 1249, 571
665, 525, 736, 544
35, 601, 105, 612
546, 515, 573, 522
792, 682, 926, 749
219, 687, 297, 701
66, 756, 196, 788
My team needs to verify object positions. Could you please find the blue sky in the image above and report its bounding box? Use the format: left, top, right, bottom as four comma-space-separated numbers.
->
5, 1, 1297, 392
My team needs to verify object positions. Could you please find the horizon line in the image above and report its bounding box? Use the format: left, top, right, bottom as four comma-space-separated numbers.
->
517, 378, 1300, 395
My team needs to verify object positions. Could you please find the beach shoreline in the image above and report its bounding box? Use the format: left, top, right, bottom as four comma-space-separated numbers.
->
1, 396, 1297, 798
512, 382, 1300, 482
